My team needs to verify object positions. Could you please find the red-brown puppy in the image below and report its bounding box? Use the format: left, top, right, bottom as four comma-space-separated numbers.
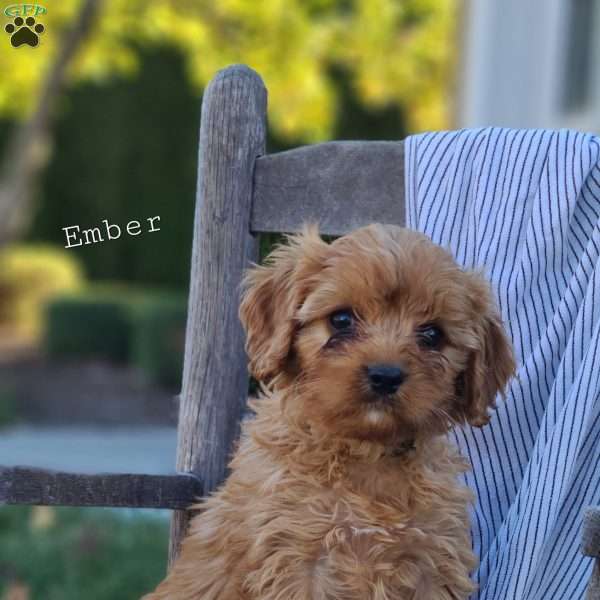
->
145, 224, 515, 600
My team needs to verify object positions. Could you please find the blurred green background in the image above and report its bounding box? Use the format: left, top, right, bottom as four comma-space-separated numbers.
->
0, 1, 457, 598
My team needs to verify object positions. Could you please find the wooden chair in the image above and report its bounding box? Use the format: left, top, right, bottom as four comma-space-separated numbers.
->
1, 65, 598, 597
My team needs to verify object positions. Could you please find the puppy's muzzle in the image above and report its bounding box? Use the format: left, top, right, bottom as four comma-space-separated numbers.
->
367, 364, 406, 396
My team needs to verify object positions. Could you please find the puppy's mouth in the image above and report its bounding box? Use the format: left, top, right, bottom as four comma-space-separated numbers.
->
363, 399, 395, 424
361, 392, 400, 425
363, 393, 397, 408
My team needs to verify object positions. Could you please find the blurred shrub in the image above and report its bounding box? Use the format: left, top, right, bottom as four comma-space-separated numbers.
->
45, 290, 133, 363
43, 284, 156, 363
0, 244, 83, 338
132, 294, 187, 388
0, 385, 18, 428
44, 285, 187, 388
0, 506, 167, 600
31, 48, 197, 290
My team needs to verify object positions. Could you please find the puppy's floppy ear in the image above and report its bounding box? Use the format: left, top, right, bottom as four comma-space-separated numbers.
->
239, 225, 328, 382
459, 273, 516, 427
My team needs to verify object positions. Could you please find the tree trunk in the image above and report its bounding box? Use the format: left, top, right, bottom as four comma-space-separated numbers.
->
0, 0, 102, 245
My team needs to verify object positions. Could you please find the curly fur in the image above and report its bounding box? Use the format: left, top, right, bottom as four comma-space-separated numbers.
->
144, 224, 515, 600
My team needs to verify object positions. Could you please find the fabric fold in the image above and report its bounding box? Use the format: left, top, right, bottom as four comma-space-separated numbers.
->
405, 128, 600, 599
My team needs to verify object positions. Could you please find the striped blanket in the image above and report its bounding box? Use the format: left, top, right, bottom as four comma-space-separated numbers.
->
404, 128, 600, 599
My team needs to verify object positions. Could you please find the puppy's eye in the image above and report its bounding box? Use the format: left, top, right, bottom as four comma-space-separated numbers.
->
416, 323, 444, 349
329, 309, 354, 331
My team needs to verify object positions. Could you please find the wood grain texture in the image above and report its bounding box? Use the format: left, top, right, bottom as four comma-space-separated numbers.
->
251, 141, 405, 235
0, 467, 202, 509
587, 561, 600, 600
583, 506, 600, 557
168, 64, 267, 563
584, 508, 600, 599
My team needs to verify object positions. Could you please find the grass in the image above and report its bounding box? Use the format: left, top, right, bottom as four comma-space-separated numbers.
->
0, 506, 169, 600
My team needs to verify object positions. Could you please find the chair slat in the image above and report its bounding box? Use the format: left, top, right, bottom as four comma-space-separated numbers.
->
251, 141, 405, 235
0, 466, 202, 510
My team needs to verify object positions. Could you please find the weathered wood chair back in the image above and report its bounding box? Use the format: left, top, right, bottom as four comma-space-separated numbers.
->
0, 65, 404, 559
168, 65, 405, 559
1, 65, 598, 591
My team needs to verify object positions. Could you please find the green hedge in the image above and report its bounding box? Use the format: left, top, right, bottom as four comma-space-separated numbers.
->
0, 384, 18, 428
30, 48, 198, 289
132, 294, 187, 388
44, 286, 137, 363
44, 284, 187, 388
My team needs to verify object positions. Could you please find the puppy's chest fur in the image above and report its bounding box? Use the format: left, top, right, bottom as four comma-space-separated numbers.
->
235, 430, 476, 599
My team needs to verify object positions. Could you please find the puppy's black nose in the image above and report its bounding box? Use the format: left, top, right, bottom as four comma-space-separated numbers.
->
367, 364, 406, 395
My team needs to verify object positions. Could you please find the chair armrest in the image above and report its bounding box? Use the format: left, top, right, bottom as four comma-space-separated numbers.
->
0, 466, 203, 509
583, 506, 600, 557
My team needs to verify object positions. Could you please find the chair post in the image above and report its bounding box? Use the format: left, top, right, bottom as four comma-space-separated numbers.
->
169, 64, 267, 563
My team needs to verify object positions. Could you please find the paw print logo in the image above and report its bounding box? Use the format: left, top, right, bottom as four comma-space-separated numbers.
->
5, 15, 44, 47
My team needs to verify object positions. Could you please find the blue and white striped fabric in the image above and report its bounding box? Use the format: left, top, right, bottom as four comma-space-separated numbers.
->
404, 128, 600, 600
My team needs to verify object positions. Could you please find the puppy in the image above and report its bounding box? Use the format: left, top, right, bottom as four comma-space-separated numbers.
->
145, 224, 515, 600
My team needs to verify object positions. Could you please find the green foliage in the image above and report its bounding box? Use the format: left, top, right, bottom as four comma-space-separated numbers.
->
1, 0, 457, 136
132, 293, 187, 388
30, 47, 198, 288
44, 284, 186, 387
0, 506, 168, 600
0, 385, 18, 428
0, 244, 83, 337
44, 288, 134, 363
259, 232, 284, 261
